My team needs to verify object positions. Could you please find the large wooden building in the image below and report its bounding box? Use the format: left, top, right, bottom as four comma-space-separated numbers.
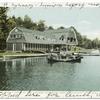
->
6, 27, 78, 52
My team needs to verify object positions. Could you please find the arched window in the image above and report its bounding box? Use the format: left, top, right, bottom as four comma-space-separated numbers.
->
70, 37, 73, 42
35, 36, 38, 39
74, 38, 76, 42
59, 35, 64, 41
67, 37, 70, 40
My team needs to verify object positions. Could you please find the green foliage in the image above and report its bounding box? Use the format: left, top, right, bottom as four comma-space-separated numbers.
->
48, 26, 54, 30
0, 7, 100, 50
37, 20, 46, 31
0, 7, 8, 37
58, 26, 65, 29
70, 26, 100, 49
0, 7, 8, 49
23, 15, 33, 29
81, 37, 92, 49
15, 17, 23, 26
7, 17, 16, 31
0, 7, 47, 50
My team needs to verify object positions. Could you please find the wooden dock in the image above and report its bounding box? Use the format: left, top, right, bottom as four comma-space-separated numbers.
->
2, 53, 49, 61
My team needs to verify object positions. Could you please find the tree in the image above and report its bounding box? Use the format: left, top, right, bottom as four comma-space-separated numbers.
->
7, 17, 16, 31
58, 26, 65, 29
37, 20, 46, 31
0, 7, 9, 38
92, 38, 99, 48
0, 7, 9, 50
48, 26, 54, 30
23, 15, 33, 29
12, 16, 16, 22
16, 17, 23, 27
32, 22, 38, 30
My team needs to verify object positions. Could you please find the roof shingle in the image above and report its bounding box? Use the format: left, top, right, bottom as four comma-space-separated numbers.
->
8, 26, 78, 45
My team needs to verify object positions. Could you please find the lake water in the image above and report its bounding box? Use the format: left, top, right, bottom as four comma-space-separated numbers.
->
0, 56, 100, 91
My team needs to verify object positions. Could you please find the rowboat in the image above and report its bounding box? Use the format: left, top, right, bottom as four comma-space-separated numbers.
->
47, 53, 83, 63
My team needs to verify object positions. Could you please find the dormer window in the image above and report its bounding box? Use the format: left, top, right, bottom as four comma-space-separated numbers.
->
35, 36, 38, 39
67, 37, 70, 40
70, 37, 73, 42
74, 38, 76, 42
35, 36, 40, 40
59, 35, 64, 41
16, 34, 22, 38
67, 37, 75, 42
10, 34, 23, 39
13, 34, 16, 38
10, 34, 16, 38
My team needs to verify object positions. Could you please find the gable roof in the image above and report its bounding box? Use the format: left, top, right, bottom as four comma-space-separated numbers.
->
7, 26, 78, 45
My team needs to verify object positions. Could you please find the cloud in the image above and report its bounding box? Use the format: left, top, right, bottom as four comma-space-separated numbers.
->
74, 20, 93, 34
77, 20, 92, 29
78, 20, 91, 26
82, 31, 100, 40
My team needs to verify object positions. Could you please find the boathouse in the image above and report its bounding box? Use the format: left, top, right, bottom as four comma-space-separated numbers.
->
6, 27, 78, 52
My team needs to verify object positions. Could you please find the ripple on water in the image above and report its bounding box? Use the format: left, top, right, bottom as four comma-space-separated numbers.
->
0, 56, 100, 90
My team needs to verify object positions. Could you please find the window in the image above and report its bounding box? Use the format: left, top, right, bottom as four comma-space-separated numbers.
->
13, 34, 16, 38
59, 35, 64, 41
16, 35, 19, 38
67, 37, 70, 40
74, 38, 76, 42
17, 34, 22, 38
35, 36, 38, 39
10, 34, 23, 39
70, 37, 73, 42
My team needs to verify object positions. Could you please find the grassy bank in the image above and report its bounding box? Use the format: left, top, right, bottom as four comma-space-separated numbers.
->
71, 46, 92, 53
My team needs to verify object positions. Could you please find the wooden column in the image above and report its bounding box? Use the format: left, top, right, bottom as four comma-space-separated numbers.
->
12, 43, 14, 51
13, 43, 15, 51
23, 43, 26, 51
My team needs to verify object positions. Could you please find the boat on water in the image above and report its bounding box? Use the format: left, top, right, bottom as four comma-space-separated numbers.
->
47, 52, 83, 63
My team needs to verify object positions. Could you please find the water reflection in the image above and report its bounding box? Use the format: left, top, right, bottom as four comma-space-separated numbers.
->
0, 56, 100, 90
48, 60, 82, 67
0, 57, 77, 90
0, 61, 8, 90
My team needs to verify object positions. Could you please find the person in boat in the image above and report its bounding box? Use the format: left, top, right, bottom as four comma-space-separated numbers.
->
71, 52, 76, 59
60, 50, 68, 59
50, 48, 53, 52
71, 52, 82, 59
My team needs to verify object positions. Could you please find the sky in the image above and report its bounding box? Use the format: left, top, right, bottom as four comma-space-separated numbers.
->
7, 7, 100, 40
